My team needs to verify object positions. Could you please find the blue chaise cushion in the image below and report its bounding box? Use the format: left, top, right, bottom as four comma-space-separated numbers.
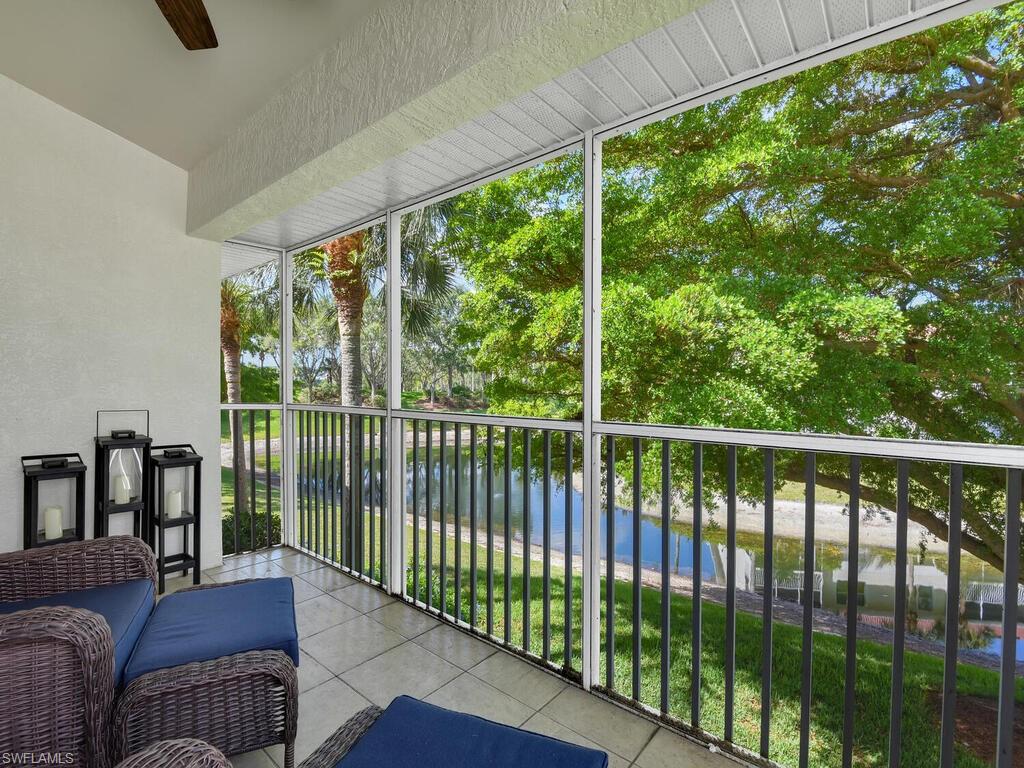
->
123, 577, 298, 685
336, 695, 608, 768
0, 578, 155, 686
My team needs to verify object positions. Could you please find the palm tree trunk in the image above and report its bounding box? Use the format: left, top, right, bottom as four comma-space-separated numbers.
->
220, 285, 249, 549
325, 232, 368, 407
338, 311, 363, 406
221, 340, 249, 533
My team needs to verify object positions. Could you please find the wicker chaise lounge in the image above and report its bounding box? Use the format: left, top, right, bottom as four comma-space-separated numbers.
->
300, 696, 609, 768
0, 536, 157, 768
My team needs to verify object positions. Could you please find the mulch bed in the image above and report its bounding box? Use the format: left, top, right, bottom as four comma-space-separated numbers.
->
929, 690, 1024, 767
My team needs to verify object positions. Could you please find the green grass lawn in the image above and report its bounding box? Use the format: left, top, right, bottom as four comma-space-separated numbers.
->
220, 408, 282, 441
287, 507, 1020, 767
395, 524, 1015, 768
220, 465, 282, 553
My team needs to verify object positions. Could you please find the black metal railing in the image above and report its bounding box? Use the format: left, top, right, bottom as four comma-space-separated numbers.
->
594, 425, 1023, 768
226, 400, 1023, 768
294, 406, 387, 585
403, 415, 583, 675
221, 407, 281, 556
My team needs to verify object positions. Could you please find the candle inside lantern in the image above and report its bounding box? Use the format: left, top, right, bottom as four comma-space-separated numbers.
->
166, 490, 183, 518
43, 506, 64, 540
113, 475, 132, 504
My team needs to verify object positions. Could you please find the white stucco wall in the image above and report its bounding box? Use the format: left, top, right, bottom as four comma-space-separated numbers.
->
0, 74, 223, 565
186, 0, 707, 242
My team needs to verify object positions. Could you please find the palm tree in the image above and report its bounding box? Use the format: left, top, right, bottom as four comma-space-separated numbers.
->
220, 279, 251, 506
293, 203, 457, 406
220, 262, 280, 523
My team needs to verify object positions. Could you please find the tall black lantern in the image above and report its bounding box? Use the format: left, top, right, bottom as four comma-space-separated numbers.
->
21, 453, 87, 549
148, 444, 203, 593
94, 411, 153, 542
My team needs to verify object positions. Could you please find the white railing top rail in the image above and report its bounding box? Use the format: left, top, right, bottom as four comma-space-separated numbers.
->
220, 402, 283, 411
595, 420, 1024, 468
391, 408, 583, 433
288, 402, 387, 417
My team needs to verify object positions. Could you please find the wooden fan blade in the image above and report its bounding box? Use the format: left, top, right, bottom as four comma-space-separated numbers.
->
154, 0, 218, 50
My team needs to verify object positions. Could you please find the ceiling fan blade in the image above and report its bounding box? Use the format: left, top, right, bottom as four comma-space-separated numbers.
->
154, 0, 218, 50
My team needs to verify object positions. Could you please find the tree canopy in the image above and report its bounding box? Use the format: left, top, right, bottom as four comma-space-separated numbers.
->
427, 2, 1023, 573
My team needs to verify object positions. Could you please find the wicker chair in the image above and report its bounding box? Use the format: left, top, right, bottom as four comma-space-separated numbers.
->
114, 738, 232, 768
0, 536, 157, 768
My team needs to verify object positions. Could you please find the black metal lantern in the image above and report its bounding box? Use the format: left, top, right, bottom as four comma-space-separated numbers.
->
95, 411, 153, 542
21, 453, 86, 549
148, 444, 203, 593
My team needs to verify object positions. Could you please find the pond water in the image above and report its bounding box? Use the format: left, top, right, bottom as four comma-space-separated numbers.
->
402, 445, 1021, 662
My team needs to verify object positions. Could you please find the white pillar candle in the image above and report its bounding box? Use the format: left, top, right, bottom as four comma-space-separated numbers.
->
113, 475, 132, 504
166, 490, 183, 518
43, 506, 64, 540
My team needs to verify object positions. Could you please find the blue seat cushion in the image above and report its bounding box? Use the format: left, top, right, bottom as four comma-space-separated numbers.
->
336, 696, 608, 768
123, 577, 298, 685
0, 578, 154, 686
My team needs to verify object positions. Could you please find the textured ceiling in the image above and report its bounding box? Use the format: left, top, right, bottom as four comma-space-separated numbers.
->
0, 0, 389, 168
231, 0, 966, 252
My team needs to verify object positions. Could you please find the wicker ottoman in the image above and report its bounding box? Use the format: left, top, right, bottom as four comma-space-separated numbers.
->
112, 579, 298, 768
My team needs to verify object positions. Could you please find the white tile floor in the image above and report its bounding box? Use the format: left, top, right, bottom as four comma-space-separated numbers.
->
164, 548, 740, 768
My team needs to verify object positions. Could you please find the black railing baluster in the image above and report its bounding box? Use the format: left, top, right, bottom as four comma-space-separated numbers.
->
350, 414, 358, 571
888, 460, 909, 768
369, 416, 376, 580
249, 411, 256, 552
564, 432, 573, 670
426, 420, 433, 610
231, 412, 240, 555
454, 424, 462, 622
331, 413, 337, 564
342, 415, 350, 573
504, 426, 513, 644
523, 428, 532, 652
799, 453, 815, 768
327, 411, 333, 558
660, 440, 670, 715
543, 430, 552, 662
692, 442, 702, 728
939, 463, 961, 768
439, 421, 447, 614
632, 437, 642, 702
265, 410, 271, 548
313, 410, 320, 557
761, 448, 775, 758
487, 426, 495, 636
357, 416, 364, 575
412, 419, 419, 602
470, 425, 478, 627
996, 468, 1020, 768
842, 456, 860, 768
379, 419, 387, 586
606, 435, 615, 690
725, 445, 737, 741
297, 411, 304, 551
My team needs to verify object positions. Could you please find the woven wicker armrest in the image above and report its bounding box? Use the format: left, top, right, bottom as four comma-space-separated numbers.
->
0, 536, 157, 602
115, 739, 231, 768
298, 706, 384, 768
0, 605, 116, 768
113, 649, 298, 768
